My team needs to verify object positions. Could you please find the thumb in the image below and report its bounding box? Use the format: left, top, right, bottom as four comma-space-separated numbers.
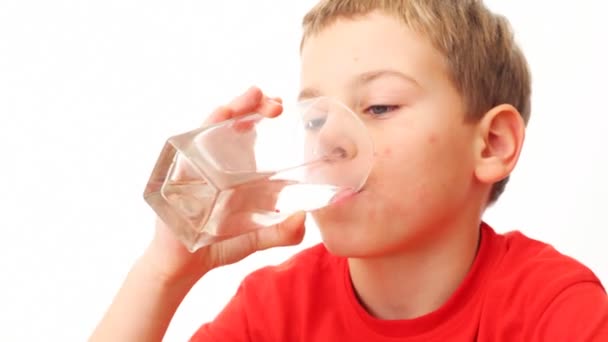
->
206, 212, 307, 269
253, 211, 307, 251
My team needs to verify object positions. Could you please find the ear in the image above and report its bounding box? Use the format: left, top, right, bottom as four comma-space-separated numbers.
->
474, 104, 526, 185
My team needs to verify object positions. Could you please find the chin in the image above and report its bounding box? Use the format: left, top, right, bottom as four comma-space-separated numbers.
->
313, 211, 376, 258
312, 195, 361, 229
319, 230, 385, 258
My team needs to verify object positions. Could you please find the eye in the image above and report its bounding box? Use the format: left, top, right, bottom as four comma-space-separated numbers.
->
304, 117, 326, 130
364, 105, 400, 116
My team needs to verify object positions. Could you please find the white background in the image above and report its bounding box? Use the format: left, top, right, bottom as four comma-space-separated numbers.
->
1, 0, 607, 341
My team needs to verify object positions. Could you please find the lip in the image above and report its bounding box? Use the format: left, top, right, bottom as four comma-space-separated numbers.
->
329, 188, 361, 205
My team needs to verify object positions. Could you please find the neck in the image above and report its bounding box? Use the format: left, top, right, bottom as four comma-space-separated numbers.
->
347, 211, 482, 320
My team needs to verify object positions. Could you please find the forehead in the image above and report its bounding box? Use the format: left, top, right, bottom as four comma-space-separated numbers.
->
300, 12, 447, 91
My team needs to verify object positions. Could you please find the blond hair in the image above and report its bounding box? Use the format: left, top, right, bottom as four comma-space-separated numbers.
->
301, 0, 532, 204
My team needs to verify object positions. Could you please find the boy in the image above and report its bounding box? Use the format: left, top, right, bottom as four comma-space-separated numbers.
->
91, 0, 608, 341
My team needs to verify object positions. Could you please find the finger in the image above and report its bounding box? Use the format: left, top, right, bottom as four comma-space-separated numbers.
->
227, 86, 264, 115
205, 105, 234, 124
270, 97, 283, 104
250, 211, 306, 251
206, 88, 280, 125
205, 86, 262, 124
208, 211, 306, 268
231, 97, 282, 132
232, 114, 263, 133
256, 96, 283, 118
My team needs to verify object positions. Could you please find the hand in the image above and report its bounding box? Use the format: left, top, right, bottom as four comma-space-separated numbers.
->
143, 86, 307, 286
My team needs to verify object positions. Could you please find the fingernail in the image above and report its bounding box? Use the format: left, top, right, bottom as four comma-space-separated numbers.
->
287, 211, 306, 224
266, 98, 282, 105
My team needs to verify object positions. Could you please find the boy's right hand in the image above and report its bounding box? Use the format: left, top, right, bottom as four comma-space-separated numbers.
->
142, 86, 307, 287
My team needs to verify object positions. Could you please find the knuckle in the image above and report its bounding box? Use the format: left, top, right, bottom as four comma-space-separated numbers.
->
247, 230, 261, 251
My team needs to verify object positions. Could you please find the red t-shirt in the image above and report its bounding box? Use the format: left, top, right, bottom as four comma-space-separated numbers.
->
191, 223, 608, 341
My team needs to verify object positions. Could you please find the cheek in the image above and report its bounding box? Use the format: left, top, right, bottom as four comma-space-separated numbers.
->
371, 150, 420, 202
382, 147, 392, 157
427, 133, 439, 145
422, 131, 476, 203
372, 131, 453, 199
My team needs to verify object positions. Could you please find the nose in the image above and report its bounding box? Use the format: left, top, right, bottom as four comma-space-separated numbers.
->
300, 97, 374, 190
314, 112, 358, 161
311, 99, 361, 161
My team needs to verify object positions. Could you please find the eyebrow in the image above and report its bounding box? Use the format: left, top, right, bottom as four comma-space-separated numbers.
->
298, 69, 421, 101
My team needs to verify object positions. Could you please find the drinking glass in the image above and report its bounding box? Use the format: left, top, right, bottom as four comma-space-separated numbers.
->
144, 97, 374, 251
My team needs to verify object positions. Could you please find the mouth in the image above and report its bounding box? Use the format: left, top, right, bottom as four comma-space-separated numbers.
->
329, 188, 362, 205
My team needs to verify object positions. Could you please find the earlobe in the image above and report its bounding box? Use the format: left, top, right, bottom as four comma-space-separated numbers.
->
474, 104, 526, 184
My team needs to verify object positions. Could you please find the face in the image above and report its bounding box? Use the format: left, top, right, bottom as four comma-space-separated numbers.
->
299, 12, 480, 257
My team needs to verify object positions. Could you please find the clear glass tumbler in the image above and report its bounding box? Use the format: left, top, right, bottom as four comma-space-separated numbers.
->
144, 97, 374, 251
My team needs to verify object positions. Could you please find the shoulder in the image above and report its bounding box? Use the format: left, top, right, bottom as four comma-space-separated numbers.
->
233, 243, 343, 339
496, 229, 603, 292
190, 244, 339, 342
481, 226, 606, 333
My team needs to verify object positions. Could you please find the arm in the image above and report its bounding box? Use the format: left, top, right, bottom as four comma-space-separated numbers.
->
90, 249, 204, 342
89, 87, 306, 341
90, 211, 305, 342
